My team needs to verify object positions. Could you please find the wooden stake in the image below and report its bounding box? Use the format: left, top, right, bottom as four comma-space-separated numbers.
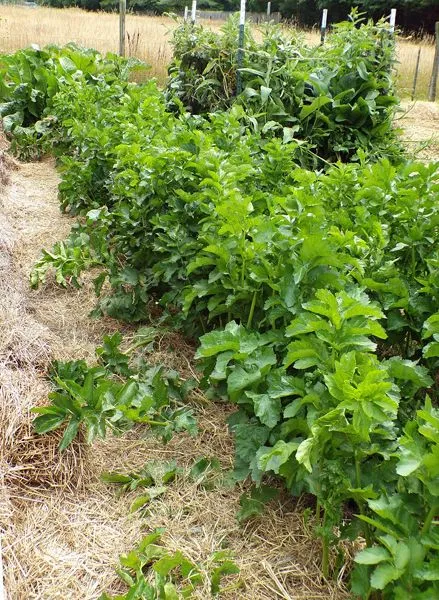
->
119, 0, 126, 57
267, 1, 271, 18
191, 0, 196, 24
411, 47, 421, 101
184, 5, 188, 21
428, 22, 439, 102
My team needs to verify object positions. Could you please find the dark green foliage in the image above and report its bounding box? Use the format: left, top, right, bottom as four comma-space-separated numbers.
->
99, 530, 239, 599
34, 337, 197, 449
237, 485, 280, 522
167, 15, 400, 163
0, 44, 141, 159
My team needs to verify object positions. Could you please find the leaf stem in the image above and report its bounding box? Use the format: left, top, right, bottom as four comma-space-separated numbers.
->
421, 503, 438, 536
247, 290, 258, 329
321, 508, 330, 580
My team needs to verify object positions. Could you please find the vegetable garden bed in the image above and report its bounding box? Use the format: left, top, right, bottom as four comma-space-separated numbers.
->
1, 15, 439, 599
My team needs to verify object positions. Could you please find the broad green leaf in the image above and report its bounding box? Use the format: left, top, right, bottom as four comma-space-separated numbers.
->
295, 437, 314, 473
370, 564, 403, 590
247, 392, 281, 429
33, 413, 65, 434
257, 440, 299, 474
59, 417, 80, 450
299, 96, 332, 119
354, 546, 391, 565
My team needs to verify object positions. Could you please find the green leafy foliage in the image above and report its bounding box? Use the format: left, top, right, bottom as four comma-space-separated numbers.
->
99, 530, 239, 599
167, 14, 400, 163
96, 332, 132, 377
102, 460, 180, 512
237, 485, 280, 523
0, 43, 141, 159
33, 336, 197, 449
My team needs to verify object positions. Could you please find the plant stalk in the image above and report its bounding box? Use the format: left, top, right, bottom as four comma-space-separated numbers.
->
421, 503, 439, 536
247, 290, 258, 329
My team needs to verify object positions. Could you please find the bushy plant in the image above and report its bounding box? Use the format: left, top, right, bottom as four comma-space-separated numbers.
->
166, 13, 400, 162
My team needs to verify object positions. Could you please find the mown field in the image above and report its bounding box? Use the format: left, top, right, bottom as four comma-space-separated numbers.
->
0, 4, 437, 97
0, 11, 439, 600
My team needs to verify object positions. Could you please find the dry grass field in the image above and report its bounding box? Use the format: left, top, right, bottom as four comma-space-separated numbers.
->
0, 4, 437, 96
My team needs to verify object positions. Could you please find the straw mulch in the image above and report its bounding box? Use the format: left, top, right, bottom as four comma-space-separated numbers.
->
399, 100, 439, 161
0, 133, 17, 190
0, 139, 351, 599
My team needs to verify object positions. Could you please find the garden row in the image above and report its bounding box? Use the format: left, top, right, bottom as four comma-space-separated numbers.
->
1, 16, 439, 598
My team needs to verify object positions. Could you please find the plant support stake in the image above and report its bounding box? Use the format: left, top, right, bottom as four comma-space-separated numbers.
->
191, 0, 196, 24
320, 9, 328, 44
267, 1, 271, 19
411, 47, 421, 101
184, 5, 188, 21
389, 8, 396, 33
236, 0, 246, 95
119, 0, 126, 57
428, 22, 439, 102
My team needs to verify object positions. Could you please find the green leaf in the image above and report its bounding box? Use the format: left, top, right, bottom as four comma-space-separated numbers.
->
163, 582, 179, 599
370, 564, 403, 590
415, 558, 439, 581
130, 494, 152, 512
247, 392, 281, 429
210, 559, 239, 595
295, 437, 314, 472
153, 551, 186, 576
424, 341, 439, 359
385, 357, 433, 389
33, 413, 65, 434
257, 440, 299, 474
101, 472, 133, 484
299, 96, 332, 119
237, 485, 279, 523
59, 417, 80, 450
354, 546, 391, 565
260, 85, 272, 104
